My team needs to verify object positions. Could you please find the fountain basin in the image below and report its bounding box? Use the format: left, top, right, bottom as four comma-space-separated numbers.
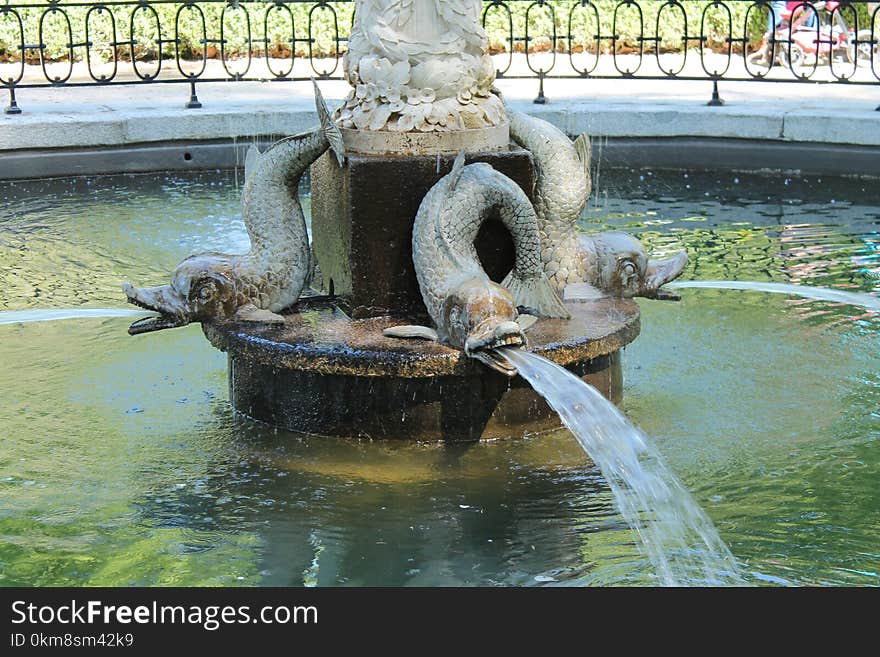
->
203, 296, 640, 441
2, 167, 878, 586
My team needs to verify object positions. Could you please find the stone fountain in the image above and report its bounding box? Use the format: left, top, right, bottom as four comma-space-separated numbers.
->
123, 0, 685, 441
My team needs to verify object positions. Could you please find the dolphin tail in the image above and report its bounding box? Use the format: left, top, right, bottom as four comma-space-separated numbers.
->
447, 150, 467, 190
244, 144, 261, 182
574, 134, 591, 180
312, 79, 346, 167
501, 273, 570, 319
383, 325, 439, 341
306, 242, 324, 293
574, 134, 591, 163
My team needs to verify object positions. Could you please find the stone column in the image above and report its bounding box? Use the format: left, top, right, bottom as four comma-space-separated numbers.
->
311, 0, 526, 319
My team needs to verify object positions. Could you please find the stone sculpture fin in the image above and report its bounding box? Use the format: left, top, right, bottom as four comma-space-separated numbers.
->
235, 304, 285, 323
516, 314, 538, 332
563, 282, 606, 302
305, 242, 323, 293
573, 134, 591, 180
383, 325, 439, 341
447, 150, 467, 191
244, 144, 261, 183
501, 273, 570, 319
312, 78, 346, 167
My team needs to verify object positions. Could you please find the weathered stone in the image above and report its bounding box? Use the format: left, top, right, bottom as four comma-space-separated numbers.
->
202, 297, 639, 440
340, 0, 504, 133
340, 124, 510, 155
310, 145, 534, 319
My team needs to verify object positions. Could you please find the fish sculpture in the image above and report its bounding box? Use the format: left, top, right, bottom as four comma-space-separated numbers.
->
122, 81, 345, 335
502, 95, 688, 301
384, 152, 569, 376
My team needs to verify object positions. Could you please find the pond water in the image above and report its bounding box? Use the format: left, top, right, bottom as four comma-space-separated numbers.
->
0, 168, 877, 586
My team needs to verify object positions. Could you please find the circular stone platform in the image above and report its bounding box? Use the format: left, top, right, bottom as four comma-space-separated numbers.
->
203, 297, 640, 441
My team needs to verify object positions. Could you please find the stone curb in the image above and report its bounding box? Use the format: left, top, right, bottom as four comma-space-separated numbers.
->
3, 96, 880, 152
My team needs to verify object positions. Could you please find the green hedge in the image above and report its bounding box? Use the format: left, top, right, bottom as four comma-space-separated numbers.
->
483, 0, 762, 53
482, 1, 877, 54
0, 1, 875, 63
0, 1, 355, 62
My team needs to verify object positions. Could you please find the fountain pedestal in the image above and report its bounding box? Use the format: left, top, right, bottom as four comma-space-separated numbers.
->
310, 143, 533, 319
203, 297, 640, 441
201, 135, 643, 441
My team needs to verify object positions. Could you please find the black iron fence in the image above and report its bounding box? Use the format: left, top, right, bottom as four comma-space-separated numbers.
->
1, 0, 878, 113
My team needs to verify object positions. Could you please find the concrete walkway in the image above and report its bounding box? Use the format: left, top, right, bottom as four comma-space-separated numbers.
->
1, 57, 879, 153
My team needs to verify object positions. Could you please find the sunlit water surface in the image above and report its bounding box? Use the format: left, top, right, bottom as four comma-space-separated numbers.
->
0, 169, 877, 586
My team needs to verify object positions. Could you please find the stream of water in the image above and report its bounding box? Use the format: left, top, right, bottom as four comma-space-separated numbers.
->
501, 347, 743, 586
0, 308, 144, 325
667, 281, 880, 312
3, 281, 876, 326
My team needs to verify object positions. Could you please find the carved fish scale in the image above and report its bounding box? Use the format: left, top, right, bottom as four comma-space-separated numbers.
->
506, 109, 594, 293
413, 162, 550, 330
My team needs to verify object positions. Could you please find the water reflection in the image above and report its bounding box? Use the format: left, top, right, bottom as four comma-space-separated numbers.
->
0, 173, 247, 310
586, 169, 880, 327
128, 403, 645, 587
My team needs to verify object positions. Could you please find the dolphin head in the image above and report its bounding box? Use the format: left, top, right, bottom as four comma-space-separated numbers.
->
592, 232, 688, 300
122, 254, 239, 335
441, 277, 526, 377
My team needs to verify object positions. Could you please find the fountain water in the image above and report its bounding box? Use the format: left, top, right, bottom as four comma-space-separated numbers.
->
501, 347, 743, 586
0, 308, 144, 325
667, 280, 880, 312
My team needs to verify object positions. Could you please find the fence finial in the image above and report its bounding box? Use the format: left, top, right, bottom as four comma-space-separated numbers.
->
707, 80, 724, 107
185, 79, 202, 109
5, 88, 21, 115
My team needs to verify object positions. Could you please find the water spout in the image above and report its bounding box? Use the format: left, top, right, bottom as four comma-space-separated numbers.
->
500, 347, 743, 586
667, 281, 880, 312
0, 308, 146, 326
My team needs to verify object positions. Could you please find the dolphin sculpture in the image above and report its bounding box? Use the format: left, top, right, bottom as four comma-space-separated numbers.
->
384, 152, 569, 377
499, 93, 688, 301
122, 81, 345, 335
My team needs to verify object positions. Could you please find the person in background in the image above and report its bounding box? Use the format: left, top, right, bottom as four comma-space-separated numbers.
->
752, 1, 789, 65
753, 1, 821, 66
789, 0, 820, 31
770, 0, 789, 33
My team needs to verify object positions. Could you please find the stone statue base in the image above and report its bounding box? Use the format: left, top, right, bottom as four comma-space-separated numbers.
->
203, 297, 639, 441
310, 144, 534, 319
340, 124, 510, 156
200, 141, 641, 441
